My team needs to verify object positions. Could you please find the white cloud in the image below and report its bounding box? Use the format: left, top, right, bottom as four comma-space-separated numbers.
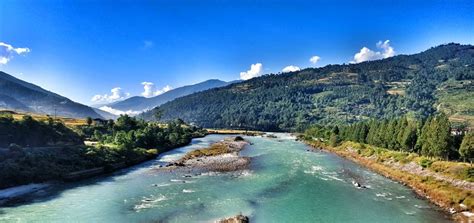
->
141, 82, 155, 98
377, 40, 395, 58
240, 63, 263, 80
141, 82, 173, 98
282, 65, 301, 73
0, 42, 31, 65
99, 106, 142, 116
309, 55, 321, 64
91, 87, 130, 103
351, 40, 395, 63
155, 85, 172, 96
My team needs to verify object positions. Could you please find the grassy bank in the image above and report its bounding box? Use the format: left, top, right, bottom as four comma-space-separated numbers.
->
304, 139, 473, 222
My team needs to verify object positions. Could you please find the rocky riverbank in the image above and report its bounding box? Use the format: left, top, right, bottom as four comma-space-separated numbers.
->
159, 136, 250, 172
305, 139, 474, 223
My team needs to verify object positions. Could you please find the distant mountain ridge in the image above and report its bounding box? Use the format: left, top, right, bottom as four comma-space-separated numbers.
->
104, 79, 239, 113
145, 43, 474, 131
0, 71, 105, 119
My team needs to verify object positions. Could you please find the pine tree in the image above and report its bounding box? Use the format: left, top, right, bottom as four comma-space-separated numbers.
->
385, 119, 399, 150
366, 120, 378, 145
401, 124, 417, 152
356, 122, 368, 143
396, 117, 409, 150
431, 113, 451, 159
419, 116, 433, 156
374, 120, 388, 147
459, 133, 474, 163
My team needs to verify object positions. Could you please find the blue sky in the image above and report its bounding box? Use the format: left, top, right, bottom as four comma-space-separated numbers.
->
0, 0, 473, 105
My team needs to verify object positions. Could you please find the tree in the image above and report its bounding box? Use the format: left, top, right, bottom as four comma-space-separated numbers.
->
459, 133, 474, 163
46, 116, 55, 126
396, 117, 409, 149
86, 117, 93, 126
107, 119, 115, 130
115, 115, 138, 132
431, 113, 451, 159
400, 126, 417, 152
419, 116, 433, 156
329, 133, 340, 147
153, 108, 163, 122
366, 120, 378, 145
93, 130, 103, 141
384, 119, 399, 149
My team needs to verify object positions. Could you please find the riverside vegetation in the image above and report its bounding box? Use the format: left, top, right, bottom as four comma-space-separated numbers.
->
0, 112, 206, 189
302, 112, 474, 221
303, 112, 473, 162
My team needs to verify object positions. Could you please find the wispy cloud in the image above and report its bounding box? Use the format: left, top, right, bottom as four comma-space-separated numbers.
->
141, 82, 172, 98
309, 55, 321, 64
155, 85, 172, 95
99, 106, 142, 116
282, 65, 301, 73
91, 87, 130, 103
240, 63, 263, 80
0, 42, 31, 65
351, 40, 395, 63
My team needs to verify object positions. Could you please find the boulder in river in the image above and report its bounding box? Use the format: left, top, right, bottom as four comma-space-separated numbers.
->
233, 136, 245, 141
217, 214, 249, 223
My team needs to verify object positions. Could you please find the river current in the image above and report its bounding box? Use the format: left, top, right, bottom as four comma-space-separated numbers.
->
0, 134, 451, 222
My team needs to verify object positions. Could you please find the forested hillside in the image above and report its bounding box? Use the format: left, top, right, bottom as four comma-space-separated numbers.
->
145, 43, 474, 131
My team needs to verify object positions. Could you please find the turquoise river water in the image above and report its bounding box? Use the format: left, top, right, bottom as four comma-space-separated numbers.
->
0, 134, 451, 222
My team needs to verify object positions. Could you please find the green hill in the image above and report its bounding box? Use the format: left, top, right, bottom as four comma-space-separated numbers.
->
144, 43, 474, 131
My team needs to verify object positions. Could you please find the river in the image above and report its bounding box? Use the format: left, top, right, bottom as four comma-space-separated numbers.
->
0, 134, 451, 222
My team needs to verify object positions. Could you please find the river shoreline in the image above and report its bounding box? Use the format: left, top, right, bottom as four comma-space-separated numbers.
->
1, 134, 455, 222
0, 134, 249, 205
303, 139, 474, 223
0, 134, 212, 205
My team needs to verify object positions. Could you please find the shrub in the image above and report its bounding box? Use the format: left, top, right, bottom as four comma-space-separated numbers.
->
146, 149, 158, 156
419, 158, 434, 168
464, 167, 474, 181
362, 148, 375, 157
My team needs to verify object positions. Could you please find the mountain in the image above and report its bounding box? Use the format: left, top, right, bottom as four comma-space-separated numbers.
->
0, 71, 105, 119
144, 43, 474, 131
104, 79, 238, 113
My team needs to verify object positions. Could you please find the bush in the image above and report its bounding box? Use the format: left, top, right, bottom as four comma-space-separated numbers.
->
146, 149, 158, 156
419, 158, 434, 168
362, 148, 375, 157
464, 167, 474, 181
